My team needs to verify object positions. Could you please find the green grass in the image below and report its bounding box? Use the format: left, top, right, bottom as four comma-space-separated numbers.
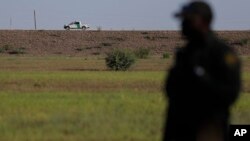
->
232, 93, 250, 124
0, 71, 165, 94
0, 56, 249, 141
0, 70, 166, 141
0, 92, 165, 141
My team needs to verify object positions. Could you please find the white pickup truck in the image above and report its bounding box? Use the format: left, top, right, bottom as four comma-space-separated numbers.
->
64, 21, 90, 30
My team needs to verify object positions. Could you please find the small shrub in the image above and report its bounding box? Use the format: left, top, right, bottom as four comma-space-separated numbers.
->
33, 82, 44, 88
94, 46, 102, 49
144, 36, 155, 41
141, 32, 149, 35
105, 49, 135, 71
0, 48, 4, 53
0, 45, 10, 53
50, 34, 60, 37
102, 42, 112, 47
2, 44, 12, 51
8, 48, 25, 55
85, 47, 92, 50
156, 36, 169, 39
231, 39, 249, 46
107, 37, 125, 42
134, 48, 150, 59
75, 47, 84, 51
0, 45, 26, 54
92, 52, 100, 56
163, 52, 170, 59
239, 38, 249, 46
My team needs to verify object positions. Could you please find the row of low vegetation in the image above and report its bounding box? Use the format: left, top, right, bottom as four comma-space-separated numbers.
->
0, 44, 169, 71
0, 45, 26, 54
222, 38, 250, 46
105, 48, 170, 71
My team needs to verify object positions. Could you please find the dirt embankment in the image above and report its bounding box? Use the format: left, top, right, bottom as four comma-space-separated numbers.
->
0, 30, 249, 56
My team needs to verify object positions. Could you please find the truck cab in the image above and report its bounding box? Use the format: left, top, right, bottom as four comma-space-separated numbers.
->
64, 21, 90, 30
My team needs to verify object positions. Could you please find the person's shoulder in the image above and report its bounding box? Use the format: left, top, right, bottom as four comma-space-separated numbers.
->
210, 34, 235, 55
176, 47, 185, 54
211, 36, 240, 67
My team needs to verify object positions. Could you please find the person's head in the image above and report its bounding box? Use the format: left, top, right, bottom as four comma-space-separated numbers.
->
175, 1, 213, 40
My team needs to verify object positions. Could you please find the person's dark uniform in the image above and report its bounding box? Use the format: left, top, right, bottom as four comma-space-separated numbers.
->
164, 2, 241, 141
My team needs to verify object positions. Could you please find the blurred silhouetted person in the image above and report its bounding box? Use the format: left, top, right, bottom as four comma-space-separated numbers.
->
164, 1, 241, 141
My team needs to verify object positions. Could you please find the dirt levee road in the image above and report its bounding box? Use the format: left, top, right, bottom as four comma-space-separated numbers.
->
0, 30, 249, 56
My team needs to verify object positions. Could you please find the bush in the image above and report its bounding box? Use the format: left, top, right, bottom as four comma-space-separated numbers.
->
134, 48, 150, 59
141, 32, 148, 35
1, 44, 12, 52
144, 36, 155, 41
101, 42, 112, 47
0, 48, 4, 53
75, 47, 84, 51
107, 37, 125, 42
239, 38, 249, 46
105, 49, 135, 71
92, 52, 100, 56
163, 52, 170, 59
8, 48, 26, 55
231, 38, 249, 46
0, 45, 26, 54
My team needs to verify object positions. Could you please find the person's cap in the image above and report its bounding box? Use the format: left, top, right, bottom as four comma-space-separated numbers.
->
174, 1, 213, 22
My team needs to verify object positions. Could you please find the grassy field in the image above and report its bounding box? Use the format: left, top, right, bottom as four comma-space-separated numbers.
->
0, 56, 249, 141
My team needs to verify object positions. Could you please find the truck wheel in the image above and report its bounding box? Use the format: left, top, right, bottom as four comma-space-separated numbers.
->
82, 26, 87, 30
65, 27, 70, 30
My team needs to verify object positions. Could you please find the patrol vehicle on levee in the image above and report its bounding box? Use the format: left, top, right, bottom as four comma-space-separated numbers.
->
64, 21, 90, 30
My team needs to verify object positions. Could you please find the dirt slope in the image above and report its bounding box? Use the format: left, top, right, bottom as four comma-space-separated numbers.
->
0, 30, 249, 56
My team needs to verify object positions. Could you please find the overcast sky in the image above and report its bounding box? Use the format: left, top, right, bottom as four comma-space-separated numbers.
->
0, 0, 249, 30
